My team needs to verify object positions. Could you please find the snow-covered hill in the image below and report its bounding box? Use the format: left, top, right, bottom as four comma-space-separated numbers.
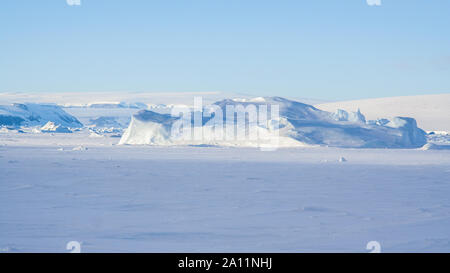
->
119, 97, 427, 148
315, 94, 450, 132
0, 103, 82, 128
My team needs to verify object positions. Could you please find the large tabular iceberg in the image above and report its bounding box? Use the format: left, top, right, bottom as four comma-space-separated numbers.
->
119, 97, 427, 148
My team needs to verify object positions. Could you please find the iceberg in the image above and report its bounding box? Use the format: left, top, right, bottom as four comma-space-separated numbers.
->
119, 97, 427, 148
40, 121, 72, 133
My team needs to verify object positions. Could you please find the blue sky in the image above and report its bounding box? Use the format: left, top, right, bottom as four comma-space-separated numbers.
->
1, 0, 449, 100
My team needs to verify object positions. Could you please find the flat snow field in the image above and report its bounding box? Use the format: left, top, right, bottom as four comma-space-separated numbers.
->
1, 134, 450, 252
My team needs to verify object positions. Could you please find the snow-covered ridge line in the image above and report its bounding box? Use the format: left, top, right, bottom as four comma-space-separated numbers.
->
61, 102, 193, 109
61, 101, 149, 109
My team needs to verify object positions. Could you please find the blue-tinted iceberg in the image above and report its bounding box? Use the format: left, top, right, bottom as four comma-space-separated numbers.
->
119, 97, 427, 148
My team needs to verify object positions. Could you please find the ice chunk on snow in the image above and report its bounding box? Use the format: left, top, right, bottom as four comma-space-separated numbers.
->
89, 131, 104, 138
72, 146, 88, 151
339, 157, 347, 162
41, 121, 72, 133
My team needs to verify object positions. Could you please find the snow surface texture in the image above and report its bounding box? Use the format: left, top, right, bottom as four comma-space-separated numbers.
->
119, 97, 427, 148
1, 133, 450, 252
0, 103, 82, 128
316, 94, 450, 132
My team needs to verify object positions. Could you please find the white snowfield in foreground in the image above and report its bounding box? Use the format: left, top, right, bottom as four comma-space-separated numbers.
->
316, 94, 450, 132
0, 135, 450, 252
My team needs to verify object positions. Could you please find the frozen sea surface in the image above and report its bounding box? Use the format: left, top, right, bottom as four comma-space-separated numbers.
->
1, 134, 450, 252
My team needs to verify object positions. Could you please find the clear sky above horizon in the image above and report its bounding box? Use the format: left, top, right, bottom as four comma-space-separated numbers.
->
1, 0, 450, 100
